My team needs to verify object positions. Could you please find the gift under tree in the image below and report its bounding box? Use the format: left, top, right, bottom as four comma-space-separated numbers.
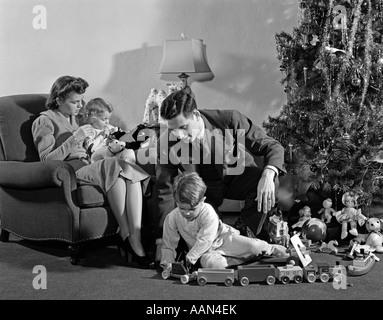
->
263, 0, 383, 215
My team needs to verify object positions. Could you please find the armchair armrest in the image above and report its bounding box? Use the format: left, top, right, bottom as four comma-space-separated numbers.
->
0, 160, 77, 191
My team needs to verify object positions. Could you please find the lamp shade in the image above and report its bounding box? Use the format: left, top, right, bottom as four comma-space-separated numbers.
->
158, 38, 212, 74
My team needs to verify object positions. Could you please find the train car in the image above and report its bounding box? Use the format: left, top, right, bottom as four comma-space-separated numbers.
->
162, 262, 198, 284
276, 264, 303, 284
196, 268, 235, 287
237, 265, 277, 286
303, 263, 335, 283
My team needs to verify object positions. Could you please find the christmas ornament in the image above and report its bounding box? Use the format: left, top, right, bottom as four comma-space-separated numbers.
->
377, 57, 383, 65
310, 164, 319, 172
324, 45, 346, 55
310, 34, 320, 46
299, 112, 309, 122
288, 143, 293, 163
372, 151, 383, 163
313, 58, 323, 70
303, 67, 308, 84
351, 76, 361, 87
341, 132, 351, 142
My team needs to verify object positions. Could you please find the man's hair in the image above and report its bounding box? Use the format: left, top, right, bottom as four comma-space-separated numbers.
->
173, 172, 206, 207
46, 76, 89, 110
160, 90, 197, 120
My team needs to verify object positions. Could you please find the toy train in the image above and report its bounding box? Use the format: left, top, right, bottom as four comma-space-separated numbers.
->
235, 263, 337, 286
162, 261, 198, 284
162, 261, 341, 286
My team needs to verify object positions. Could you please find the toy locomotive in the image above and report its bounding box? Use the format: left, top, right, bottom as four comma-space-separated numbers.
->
162, 261, 198, 284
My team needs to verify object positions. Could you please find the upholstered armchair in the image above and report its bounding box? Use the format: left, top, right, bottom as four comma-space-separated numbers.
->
0, 94, 155, 264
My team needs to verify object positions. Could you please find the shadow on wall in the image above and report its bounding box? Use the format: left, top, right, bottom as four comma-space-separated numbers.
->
103, 45, 215, 130
103, 44, 163, 130
103, 0, 297, 128
148, 0, 296, 124
104, 45, 285, 130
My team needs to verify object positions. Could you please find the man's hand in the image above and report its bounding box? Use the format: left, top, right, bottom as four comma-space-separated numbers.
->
257, 168, 276, 213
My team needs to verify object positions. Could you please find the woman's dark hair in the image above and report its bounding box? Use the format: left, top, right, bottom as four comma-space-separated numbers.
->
46, 76, 89, 110
160, 90, 197, 120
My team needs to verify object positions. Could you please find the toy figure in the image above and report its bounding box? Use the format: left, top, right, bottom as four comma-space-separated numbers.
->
318, 240, 339, 254
353, 217, 383, 253
166, 82, 183, 95
333, 192, 367, 239
318, 198, 336, 224
268, 212, 290, 247
292, 206, 312, 229
142, 88, 167, 125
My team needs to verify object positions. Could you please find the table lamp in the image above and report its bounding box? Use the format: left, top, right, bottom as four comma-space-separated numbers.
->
158, 37, 212, 95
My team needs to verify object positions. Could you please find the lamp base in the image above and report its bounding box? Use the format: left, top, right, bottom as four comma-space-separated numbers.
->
178, 73, 192, 95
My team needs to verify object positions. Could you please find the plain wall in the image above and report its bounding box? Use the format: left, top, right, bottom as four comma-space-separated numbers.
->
0, 0, 298, 129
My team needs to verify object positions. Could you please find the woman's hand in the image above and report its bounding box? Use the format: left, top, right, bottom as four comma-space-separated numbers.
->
73, 124, 95, 142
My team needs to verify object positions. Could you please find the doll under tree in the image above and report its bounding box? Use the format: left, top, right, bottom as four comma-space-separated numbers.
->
333, 192, 367, 239
263, 0, 383, 215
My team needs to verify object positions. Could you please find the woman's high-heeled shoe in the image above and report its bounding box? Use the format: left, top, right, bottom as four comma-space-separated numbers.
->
118, 237, 155, 269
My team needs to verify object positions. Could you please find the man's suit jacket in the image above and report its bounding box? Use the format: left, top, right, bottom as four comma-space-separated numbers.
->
154, 108, 286, 229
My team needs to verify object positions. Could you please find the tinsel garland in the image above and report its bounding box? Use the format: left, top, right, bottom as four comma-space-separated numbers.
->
321, 0, 334, 99
332, 0, 364, 99
359, 0, 373, 111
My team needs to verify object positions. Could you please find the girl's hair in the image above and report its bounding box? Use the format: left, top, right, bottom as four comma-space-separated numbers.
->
46, 76, 89, 110
79, 98, 114, 124
160, 90, 197, 120
173, 172, 207, 207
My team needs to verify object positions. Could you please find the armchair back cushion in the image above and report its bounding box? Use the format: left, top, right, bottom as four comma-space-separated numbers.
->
0, 94, 47, 162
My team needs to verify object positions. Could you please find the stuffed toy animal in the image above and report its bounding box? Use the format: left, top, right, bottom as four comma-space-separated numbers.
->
143, 88, 158, 125
90, 139, 125, 163
167, 82, 183, 95
318, 198, 336, 224
354, 217, 383, 253
108, 139, 126, 154
292, 206, 312, 229
142, 88, 167, 125
333, 192, 367, 239
155, 89, 167, 118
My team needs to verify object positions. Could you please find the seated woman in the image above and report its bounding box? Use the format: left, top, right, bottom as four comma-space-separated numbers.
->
31, 75, 154, 269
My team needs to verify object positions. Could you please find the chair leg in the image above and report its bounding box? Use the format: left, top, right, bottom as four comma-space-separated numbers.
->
0, 228, 10, 242
68, 244, 85, 265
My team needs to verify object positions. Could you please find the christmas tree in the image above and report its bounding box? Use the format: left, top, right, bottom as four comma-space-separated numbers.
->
263, 0, 383, 208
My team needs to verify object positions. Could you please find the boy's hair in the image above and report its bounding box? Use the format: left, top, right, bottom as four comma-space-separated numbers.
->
173, 172, 207, 207
160, 90, 197, 120
46, 75, 89, 110
79, 98, 114, 124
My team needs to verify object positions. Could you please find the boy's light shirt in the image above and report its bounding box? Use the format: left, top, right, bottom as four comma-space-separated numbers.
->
161, 203, 240, 265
